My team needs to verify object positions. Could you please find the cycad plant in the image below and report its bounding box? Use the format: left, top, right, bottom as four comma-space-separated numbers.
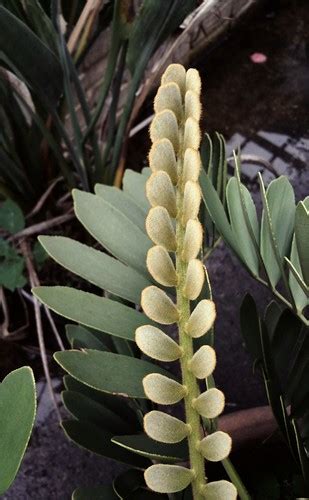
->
33, 64, 247, 499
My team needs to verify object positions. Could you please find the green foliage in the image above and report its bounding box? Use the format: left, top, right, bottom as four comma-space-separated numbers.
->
0, 0, 197, 202
0, 366, 36, 495
240, 295, 309, 493
33, 166, 228, 497
201, 152, 309, 324
0, 199, 47, 291
0, 198, 25, 233
0, 239, 26, 291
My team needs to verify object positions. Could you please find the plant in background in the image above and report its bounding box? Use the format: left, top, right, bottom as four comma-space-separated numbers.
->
200, 156, 309, 325
240, 297, 309, 495
199, 140, 309, 495
0, 0, 197, 199
0, 366, 36, 495
33, 64, 249, 499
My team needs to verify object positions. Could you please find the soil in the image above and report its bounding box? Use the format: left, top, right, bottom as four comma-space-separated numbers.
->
4, 0, 309, 498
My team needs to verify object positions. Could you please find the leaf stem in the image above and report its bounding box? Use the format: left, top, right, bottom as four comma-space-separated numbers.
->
221, 458, 251, 500
176, 130, 205, 500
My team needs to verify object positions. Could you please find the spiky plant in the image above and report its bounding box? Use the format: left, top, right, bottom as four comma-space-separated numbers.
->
137, 64, 236, 499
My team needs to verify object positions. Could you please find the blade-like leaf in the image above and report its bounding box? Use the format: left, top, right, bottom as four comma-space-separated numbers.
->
199, 169, 238, 254
33, 286, 150, 341
112, 434, 188, 463
39, 236, 150, 305
295, 198, 309, 285
73, 485, 118, 500
126, 0, 195, 74
122, 170, 150, 213
95, 184, 146, 232
113, 469, 144, 499
62, 390, 132, 434
66, 324, 109, 351
287, 236, 308, 312
0, 367, 36, 495
271, 309, 302, 383
73, 189, 151, 275
264, 301, 283, 341
62, 420, 148, 468
63, 375, 140, 430
226, 177, 259, 275
260, 176, 295, 287
0, 7, 62, 105
55, 349, 171, 399
240, 294, 262, 361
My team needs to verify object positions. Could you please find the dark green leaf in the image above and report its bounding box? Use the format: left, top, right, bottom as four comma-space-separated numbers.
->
126, 0, 196, 74
292, 419, 309, 487
66, 324, 109, 351
55, 349, 171, 399
264, 301, 283, 341
0, 7, 62, 105
62, 420, 148, 468
72, 485, 118, 500
271, 308, 303, 383
240, 294, 262, 361
62, 390, 132, 434
0, 255, 26, 291
63, 375, 140, 430
0, 367, 36, 495
295, 198, 309, 285
0, 198, 25, 234
112, 434, 188, 463
113, 469, 144, 499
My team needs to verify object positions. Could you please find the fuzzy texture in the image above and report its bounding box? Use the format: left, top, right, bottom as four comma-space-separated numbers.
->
146, 171, 177, 217
141, 286, 178, 324
146, 206, 177, 251
146, 245, 177, 287
135, 325, 182, 362
149, 139, 178, 184
144, 411, 190, 444
136, 64, 233, 499
143, 374, 186, 405
199, 431, 232, 462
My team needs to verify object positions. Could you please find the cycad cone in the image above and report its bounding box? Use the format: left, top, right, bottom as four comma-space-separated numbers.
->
136, 64, 235, 499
